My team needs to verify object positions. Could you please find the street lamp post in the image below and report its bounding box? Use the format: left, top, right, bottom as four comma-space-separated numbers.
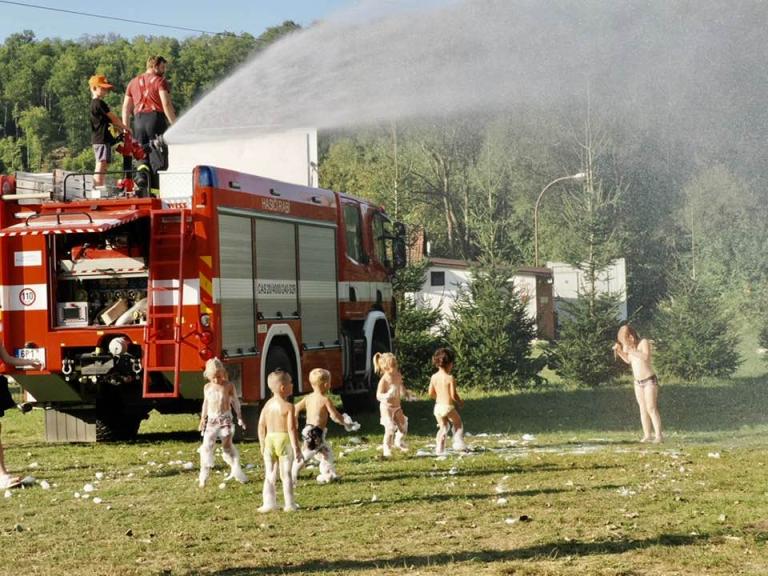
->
534, 172, 586, 267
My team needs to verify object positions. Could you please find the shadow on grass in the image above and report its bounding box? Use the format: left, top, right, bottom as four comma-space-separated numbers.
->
336, 462, 624, 484
397, 376, 768, 436
206, 533, 710, 575
306, 482, 623, 510
134, 430, 201, 443
120, 374, 768, 442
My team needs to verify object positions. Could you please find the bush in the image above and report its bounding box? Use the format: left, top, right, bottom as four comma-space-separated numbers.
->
392, 262, 446, 390
394, 296, 446, 390
759, 324, 768, 357
549, 290, 622, 387
445, 264, 539, 390
653, 279, 741, 380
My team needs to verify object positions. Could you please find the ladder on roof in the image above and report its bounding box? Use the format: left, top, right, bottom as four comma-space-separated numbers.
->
142, 208, 189, 399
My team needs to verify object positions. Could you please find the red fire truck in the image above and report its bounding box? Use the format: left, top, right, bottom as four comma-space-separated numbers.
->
0, 164, 405, 440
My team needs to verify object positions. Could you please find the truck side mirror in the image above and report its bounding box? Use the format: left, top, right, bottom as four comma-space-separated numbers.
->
394, 222, 407, 269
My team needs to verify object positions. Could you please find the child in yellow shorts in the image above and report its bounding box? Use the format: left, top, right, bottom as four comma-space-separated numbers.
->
257, 369, 303, 512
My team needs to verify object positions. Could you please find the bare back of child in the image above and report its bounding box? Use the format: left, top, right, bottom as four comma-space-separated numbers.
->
428, 348, 465, 455
293, 368, 359, 484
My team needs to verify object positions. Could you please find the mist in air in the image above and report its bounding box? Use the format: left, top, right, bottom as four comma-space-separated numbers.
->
167, 0, 768, 172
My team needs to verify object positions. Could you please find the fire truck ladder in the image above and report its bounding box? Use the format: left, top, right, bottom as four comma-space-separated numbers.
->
143, 208, 189, 399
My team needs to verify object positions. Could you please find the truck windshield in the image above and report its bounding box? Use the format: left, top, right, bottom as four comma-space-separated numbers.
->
372, 212, 394, 269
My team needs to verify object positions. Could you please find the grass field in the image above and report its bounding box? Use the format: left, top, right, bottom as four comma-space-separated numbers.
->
2, 366, 768, 576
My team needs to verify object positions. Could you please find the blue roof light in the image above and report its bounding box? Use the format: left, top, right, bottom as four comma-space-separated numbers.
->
198, 166, 217, 188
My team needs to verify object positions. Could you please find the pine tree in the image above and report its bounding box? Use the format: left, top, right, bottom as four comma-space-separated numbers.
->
392, 261, 446, 390
446, 263, 538, 390
549, 289, 622, 386
549, 108, 624, 387
653, 278, 740, 380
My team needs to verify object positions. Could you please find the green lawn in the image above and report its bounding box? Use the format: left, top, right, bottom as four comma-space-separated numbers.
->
2, 375, 768, 575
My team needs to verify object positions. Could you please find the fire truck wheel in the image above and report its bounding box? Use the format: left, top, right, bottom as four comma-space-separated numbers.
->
265, 346, 296, 392
342, 339, 387, 414
95, 411, 144, 442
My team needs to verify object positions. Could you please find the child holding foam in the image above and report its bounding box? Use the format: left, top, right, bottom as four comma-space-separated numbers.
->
197, 357, 247, 487
428, 347, 466, 455
258, 369, 302, 512
292, 368, 360, 484
374, 352, 413, 457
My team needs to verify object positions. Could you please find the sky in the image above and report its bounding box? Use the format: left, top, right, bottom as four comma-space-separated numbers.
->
0, 0, 354, 42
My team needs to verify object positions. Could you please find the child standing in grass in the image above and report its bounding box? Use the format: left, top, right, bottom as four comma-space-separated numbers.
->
292, 368, 360, 484
258, 370, 302, 512
198, 357, 247, 487
613, 324, 663, 443
428, 347, 465, 455
374, 352, 413, 457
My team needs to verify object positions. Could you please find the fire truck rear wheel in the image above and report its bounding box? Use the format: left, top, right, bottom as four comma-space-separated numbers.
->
95, 411, 144, 442
342, 339, 387, 414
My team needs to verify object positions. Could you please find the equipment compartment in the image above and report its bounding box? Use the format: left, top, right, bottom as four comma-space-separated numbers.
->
53, 218, 150, 328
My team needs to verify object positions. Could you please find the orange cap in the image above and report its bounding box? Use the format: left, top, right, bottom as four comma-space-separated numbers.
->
88, 74, 113, 90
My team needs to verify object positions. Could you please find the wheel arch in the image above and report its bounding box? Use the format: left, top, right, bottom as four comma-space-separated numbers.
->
260, 323, 302, 398
363, 311, 392, 380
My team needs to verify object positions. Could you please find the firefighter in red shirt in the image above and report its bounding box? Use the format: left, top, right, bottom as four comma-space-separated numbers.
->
122, 55, 176, 146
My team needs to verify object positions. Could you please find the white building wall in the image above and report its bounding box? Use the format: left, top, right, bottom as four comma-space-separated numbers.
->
413, 265, 539, 324
159, 130, 318, 201
416, 266, 471, 318
512, 275, 538, 323
547, 258, 627, 320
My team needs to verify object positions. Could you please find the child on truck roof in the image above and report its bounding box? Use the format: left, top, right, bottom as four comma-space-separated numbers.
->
197, 357, 247, 487
292, 368, 360, 485
258, 369, 302, 512
88, 74, 130, 190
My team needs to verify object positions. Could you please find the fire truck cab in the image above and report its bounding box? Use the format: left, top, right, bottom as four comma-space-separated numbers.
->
0, 165, 405, 441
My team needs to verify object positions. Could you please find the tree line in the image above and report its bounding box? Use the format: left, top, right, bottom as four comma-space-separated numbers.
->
0, 23, 299, 173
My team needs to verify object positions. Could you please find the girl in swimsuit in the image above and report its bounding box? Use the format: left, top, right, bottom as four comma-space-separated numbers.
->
614, 325, 663, 443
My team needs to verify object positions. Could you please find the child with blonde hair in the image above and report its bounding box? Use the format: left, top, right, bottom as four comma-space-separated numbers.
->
374, 352, 413, 457
197, 357, 247, 487
613, 324, 663, 443
428, 347, 465, 455
292, 368, 360, 484
258, 370, 302, 512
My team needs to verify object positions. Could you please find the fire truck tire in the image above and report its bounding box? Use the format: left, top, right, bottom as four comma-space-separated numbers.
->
342, 339, 387, 413
265, 346, 296, 388
95, 411, 144, 442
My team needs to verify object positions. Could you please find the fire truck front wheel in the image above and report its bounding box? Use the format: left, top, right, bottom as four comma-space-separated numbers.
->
95, 408, 147, 442
265, 344, 297, 396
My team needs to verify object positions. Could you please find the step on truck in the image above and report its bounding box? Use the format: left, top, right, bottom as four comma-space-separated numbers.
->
0, 165, 405, 441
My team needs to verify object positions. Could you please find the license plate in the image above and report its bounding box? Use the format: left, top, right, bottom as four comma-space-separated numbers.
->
14, 348, 45, 369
